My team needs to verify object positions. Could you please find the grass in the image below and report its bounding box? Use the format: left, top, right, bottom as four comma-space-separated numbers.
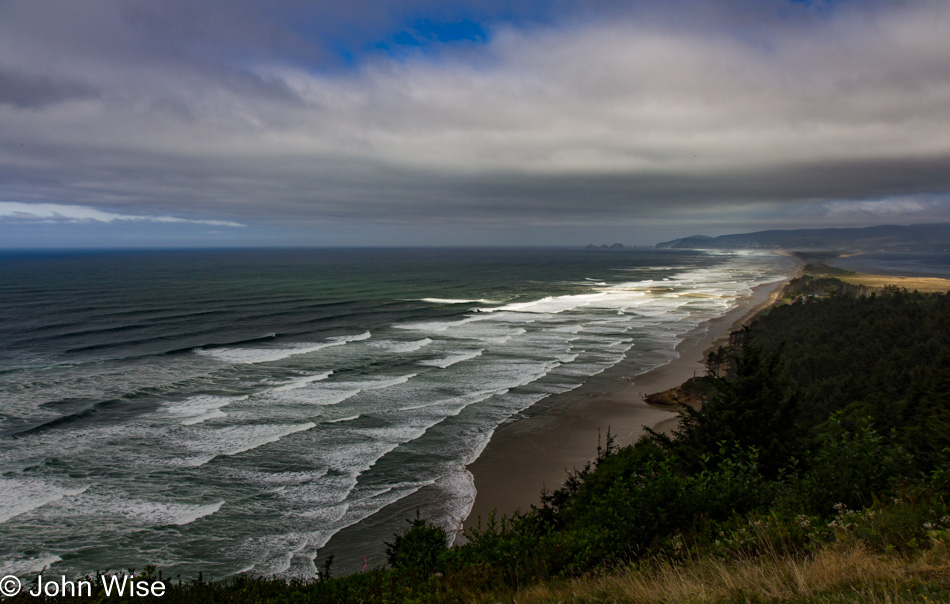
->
508, 541, 950, 603
836, 273, 950, 293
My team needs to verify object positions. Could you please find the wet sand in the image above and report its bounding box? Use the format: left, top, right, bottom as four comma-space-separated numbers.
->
461, 278, 790, 534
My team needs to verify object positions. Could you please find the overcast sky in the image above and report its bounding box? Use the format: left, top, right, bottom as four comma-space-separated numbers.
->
2, 0, 949, 247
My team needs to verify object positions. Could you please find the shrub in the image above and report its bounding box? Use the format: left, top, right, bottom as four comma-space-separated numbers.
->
385, 514, 449, 576
795, 414, 912, 514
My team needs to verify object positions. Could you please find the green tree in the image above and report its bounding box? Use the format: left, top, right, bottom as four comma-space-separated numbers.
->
669, 332, 802, 478
384, 514, 449, 576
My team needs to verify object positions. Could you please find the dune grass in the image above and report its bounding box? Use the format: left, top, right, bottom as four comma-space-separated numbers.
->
510, 540, 950, 603
837, 273, 950, 293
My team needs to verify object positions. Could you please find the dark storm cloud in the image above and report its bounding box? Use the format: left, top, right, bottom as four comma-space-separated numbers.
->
1, 0, 950, 244
0, 67, 96, 109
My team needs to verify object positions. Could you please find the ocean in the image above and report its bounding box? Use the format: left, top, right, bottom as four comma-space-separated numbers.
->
0, 248, 794, 579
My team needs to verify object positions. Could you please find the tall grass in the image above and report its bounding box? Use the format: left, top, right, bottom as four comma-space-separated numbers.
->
512, 540, 950, 603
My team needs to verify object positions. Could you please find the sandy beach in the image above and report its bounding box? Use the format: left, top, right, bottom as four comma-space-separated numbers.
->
461, 277, 791, 533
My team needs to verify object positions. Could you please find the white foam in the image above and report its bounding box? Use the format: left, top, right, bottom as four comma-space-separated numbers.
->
418, 350, 483, 369
195, 342, 332, 364
194, 332, 370, 364
0, 554, 61, 576
547, 323, 585, 334
226, 469, 328, 486
483, 327, 527, 344
286, 480, 435, 568
393, 316, 481, 332
477, 293, 607, 314
419, 298, 501, 305
366, 374, 417, 390
217, 423, 315, 458
174, 500, 225, 525
163, 394, 248, 425
325, 414, 361, 424
398, 388, 506, 413
434, 470, 477, 543
246, 533, 315, 577
57, 497, 228, 526
0, 479, 89, 524
368, 338, 433, 353
270, 371, 333, 392
297, 502, 351, 524
179, 422, 316, 466
267, 384, 363, 407
226, 564, 257, 577
395, 316, 534, 344
273, 373, 417, 407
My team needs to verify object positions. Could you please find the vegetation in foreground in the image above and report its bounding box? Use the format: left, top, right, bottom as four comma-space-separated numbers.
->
10, 280, 950, 602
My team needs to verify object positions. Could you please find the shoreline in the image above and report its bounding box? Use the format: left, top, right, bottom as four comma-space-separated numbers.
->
460, 276, 791, 535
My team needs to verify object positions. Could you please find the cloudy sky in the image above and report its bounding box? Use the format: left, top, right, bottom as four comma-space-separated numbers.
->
2, 0, 949, 247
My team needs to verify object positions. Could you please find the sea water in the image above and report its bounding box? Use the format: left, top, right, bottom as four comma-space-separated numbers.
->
0, 248, 795, 578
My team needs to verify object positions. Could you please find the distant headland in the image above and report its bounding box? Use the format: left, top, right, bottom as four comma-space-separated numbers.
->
655, 223, 950, 252
585, 242, 626, 249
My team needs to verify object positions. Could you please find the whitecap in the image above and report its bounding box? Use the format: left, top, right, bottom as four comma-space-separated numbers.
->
194, 332, 370, 364
393, 316, 481, 332
42, 492, 225, 526
368, 338, 433, 353
162, 394, 248, 425
0, 479, 89, 524
226, 469, 329, 486
177, 422, 317, 467
418, 298, 500, 304
0, 554, 62, 576
269, 371, 333, 392
398, 388, 506, 413
476, 293, 608, 314
418, 350, 483, 368
266, 373, 419, 407
325, 414, 361, 424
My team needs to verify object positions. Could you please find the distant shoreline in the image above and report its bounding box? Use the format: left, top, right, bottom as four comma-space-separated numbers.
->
460, 274, 793, 535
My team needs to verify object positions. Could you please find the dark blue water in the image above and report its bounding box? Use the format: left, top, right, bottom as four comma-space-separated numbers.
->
0, 248, 793, 579
830, 252, 950, 279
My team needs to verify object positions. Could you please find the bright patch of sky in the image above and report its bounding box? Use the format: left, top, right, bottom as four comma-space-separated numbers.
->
0, 202, 244, 227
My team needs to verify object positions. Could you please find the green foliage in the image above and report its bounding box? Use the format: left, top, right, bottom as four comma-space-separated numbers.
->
454, 510, 551, 586
666, 333, 803, 478
780, 274, 871, 300
748, 289, 950, 461
827, 490, 950, 554
384, 513, 449, 576
552, 444, 772, 564
791, 413, 913, 514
